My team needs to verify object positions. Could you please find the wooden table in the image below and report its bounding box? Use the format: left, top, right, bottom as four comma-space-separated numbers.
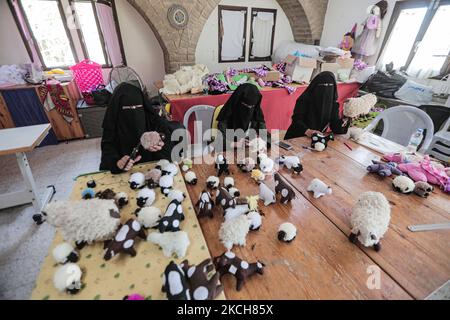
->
185, 138, 450, 300
0, 124, 55, 213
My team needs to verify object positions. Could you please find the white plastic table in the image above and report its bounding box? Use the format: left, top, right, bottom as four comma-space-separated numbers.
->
0, 124, 55, 213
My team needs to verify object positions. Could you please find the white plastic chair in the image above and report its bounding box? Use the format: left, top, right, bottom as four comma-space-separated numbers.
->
183, 105, 216, 156
427, 117, 450, 162
364, 106, 434, 153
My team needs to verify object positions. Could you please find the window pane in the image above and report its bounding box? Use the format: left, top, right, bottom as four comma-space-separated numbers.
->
74, 1, 107, 65
21, 0, 75, 68
408, 5, 450, 78
379, 7, 427, 70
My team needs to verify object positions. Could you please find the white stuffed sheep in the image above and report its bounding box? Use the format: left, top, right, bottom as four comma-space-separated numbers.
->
161, 163, 179, 177
147, 231, 190, 258
278, 223, 297, 242
259, 182, 276, 206
307, 179, 332, 199
52, 243, 79, 265
53, 263, 83, 294
349, 192, 391, 251
135, 207, 162, 229
224, 204, 250, 221
206, 176, 220, 189
219, 215, 251, 250
137, 187, 156, 208
247, 211, 262, 231
168, 189, 186, 203
42, 199, 121, 247
114, 192, 129, 208
159, 175, 174, 195
227, 187, 241, 198
129, 172, 146, 190
224, 177, 235, 189
343, 93, 377, 119
392, 176, 415, 194
184, 171, 198, 185
277, 156, 303, 174
156, 159, 171, 168
258, 153, 275, 173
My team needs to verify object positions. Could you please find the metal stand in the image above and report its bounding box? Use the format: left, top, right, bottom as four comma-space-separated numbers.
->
0, 152, 55, 212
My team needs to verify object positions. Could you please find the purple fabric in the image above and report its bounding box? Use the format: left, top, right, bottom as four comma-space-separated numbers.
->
96, 2, 123, 66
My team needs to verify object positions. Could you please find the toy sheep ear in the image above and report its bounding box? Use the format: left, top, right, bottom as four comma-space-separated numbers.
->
109, 209, 120, 219
370, 234, 377, 240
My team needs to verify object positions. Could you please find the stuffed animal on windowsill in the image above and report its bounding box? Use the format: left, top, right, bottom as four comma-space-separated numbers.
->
148, 231, 190, 258
158, 199, 185, 233
196, 190, 215, 219
277, 156, 303, 174
311, 133, 334, 152
180, 259, 224, 300
216, 154, 230, 177
307, 179, 332, 199
367, 160, 402, 177
213, 251, 265, 291
52, 243, 79, 265
103, 219, 146, 261
53, 263, 83, 295
274, 173, 296, 204
349, 192, 391, 252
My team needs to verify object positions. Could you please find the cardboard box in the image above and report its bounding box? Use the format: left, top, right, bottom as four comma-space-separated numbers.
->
321, 57, 355, 81
285, 55, 317, 83
242, 70, 281, 82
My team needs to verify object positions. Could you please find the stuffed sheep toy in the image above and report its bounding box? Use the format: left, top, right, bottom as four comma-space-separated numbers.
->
180, 259, 224, 300
104, 219, 147, 261
196, 190, 215, 219
147, 231, 190, 258
184, 171, 198, 185
181, 158, 193, 172
349, 192, 391, 252
161, 162, 179, 177
136, 188, 156, 208
224, 202, 251, 221
343, 93, 377, 119
258, 153, 275, 173
168, 189, 186, 203
145, 168, 162, 189
414, 181, 434, 198
237, 157, 257, 173
53, 263, 83, 294
115, 192, 129, 208
161, 261, 191, 300
392, 176, 415, 194
224, 177, 235, 189
158, 199, 185, 233
206, 176, 220, 190
367, 160, 402, 177
274, 173, 296, 204
52, 243, 79, 265
259, 182, 276, 206
129, 172, 146, 190
307, 179, 332, 199
81, 188, 95, 200
40, 199, 121, 249
223, 177, 240, 197
247, 211, 262, 231
215, 187, 237, 210
278, 223, 297, 243
311, 133, 334, 152
219, 215, 251, 250
156, 159, 171, 169
135, 207, 162, 228
277, 156, 303, 174
159, 174, 174, 195
215, 154, 230, 177
248, 137, 267, 154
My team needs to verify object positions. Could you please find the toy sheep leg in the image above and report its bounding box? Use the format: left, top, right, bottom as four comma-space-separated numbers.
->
348, 230, 360, 244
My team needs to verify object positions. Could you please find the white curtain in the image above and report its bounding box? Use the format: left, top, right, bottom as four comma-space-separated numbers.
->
251, 12, 274, 58
96, 2, 124, 66
221, 10, 246, 61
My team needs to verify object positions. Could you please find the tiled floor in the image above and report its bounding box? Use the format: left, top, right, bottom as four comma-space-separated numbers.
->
0, 138, 102, 300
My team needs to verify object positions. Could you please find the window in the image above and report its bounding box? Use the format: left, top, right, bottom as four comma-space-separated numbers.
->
379, 0, 450, 79
218, 6, 248, 63
9, 0, 126, 69
249, 8, 277, 62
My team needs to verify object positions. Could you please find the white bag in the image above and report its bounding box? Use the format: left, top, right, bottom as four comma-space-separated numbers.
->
394, 80, 433, 105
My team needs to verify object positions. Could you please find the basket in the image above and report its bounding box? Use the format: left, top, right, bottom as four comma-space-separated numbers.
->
70, 59, 104, 94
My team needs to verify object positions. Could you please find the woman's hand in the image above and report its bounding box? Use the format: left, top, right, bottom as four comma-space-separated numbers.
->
141, 132, 165, 152
305, 129, 321, 138
117, 155, 142, 172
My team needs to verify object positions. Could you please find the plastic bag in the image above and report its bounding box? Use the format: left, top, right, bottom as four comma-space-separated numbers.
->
394, 80, 433, 105
351, 66, 377, 83
361, 71, 407, 98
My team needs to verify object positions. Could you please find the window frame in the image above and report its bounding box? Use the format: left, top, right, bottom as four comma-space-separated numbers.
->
9, 0, 80, 70
218, 5, 248, 63
379, 0, 450, 77
249, 7, 277, 62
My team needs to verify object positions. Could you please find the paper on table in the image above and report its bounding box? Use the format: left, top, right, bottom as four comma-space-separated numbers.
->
354, 131, 407, 154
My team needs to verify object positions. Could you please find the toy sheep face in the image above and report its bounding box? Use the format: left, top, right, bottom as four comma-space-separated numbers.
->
414, 181, 434, 198
224, 177, 235, 189
129, 173, 146, 190
104, 219, 146, 261
53, 243, 79, 265
115, 192, 129, 208
184, 171, 198, 185
392, 176, 415, 194
137, 188, 156, 208
161, 163, 178, 177
53, 263, 83, 295
206, 176, 220, 190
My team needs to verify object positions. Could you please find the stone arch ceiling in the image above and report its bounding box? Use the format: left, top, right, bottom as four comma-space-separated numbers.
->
127, 0, 328, 73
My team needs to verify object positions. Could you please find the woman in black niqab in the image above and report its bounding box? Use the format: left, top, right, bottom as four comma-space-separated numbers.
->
284, 72, 350, 140
216, 83, 270, 150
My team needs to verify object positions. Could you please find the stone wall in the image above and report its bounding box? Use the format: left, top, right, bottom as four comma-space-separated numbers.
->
127, 0, 328, 73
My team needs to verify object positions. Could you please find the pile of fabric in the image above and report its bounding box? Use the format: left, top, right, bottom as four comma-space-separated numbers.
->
160, 64, 209, 95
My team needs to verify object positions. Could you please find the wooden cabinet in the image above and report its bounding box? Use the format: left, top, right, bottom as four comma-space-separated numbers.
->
0, 81, 85, 141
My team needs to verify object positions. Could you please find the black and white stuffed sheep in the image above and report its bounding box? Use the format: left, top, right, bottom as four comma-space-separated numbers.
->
414, 181, 434, 198
237, 157, 257, 173
258, 153, 275, 173
311, 133, 334, 152
307, 178, 332, 199
215, 187, 237, 210
224, 177, 240, 198
53, 263, 83, 294
215, 154, 230, 177
129, 172, 146, 190
161, 162, 179, 177
259, 182, 276, 206
104, 219, 147, 260
135, 207, 162, 229
349, 192, 391, 252
145, 168, 162, 189
161, 261, 191, 300
180, 259, 223, 300
184, 171, 198, 185
278, 223, 297, 242
277, 156, 303, 174
40, 199, 121, 249
156, 159, 171, 169
247, 211, 262, 231
114, 192, 129, 208
158, 199, 185, 233
136, 187, 156, 208
274, 173, 296, 204
206, 176, 220, 190
168, 189, 186, 203
148, 231, 190, 258
392, 176, 415, 194
52, 243, 79, 264
159, 174, 174, 196
196, 190, 215, 219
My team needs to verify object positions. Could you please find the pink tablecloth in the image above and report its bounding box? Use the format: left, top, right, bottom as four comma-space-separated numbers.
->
169, 82, 360, 136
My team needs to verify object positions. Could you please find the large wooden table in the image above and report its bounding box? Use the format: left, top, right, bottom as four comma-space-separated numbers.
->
185, 137, 450, 300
